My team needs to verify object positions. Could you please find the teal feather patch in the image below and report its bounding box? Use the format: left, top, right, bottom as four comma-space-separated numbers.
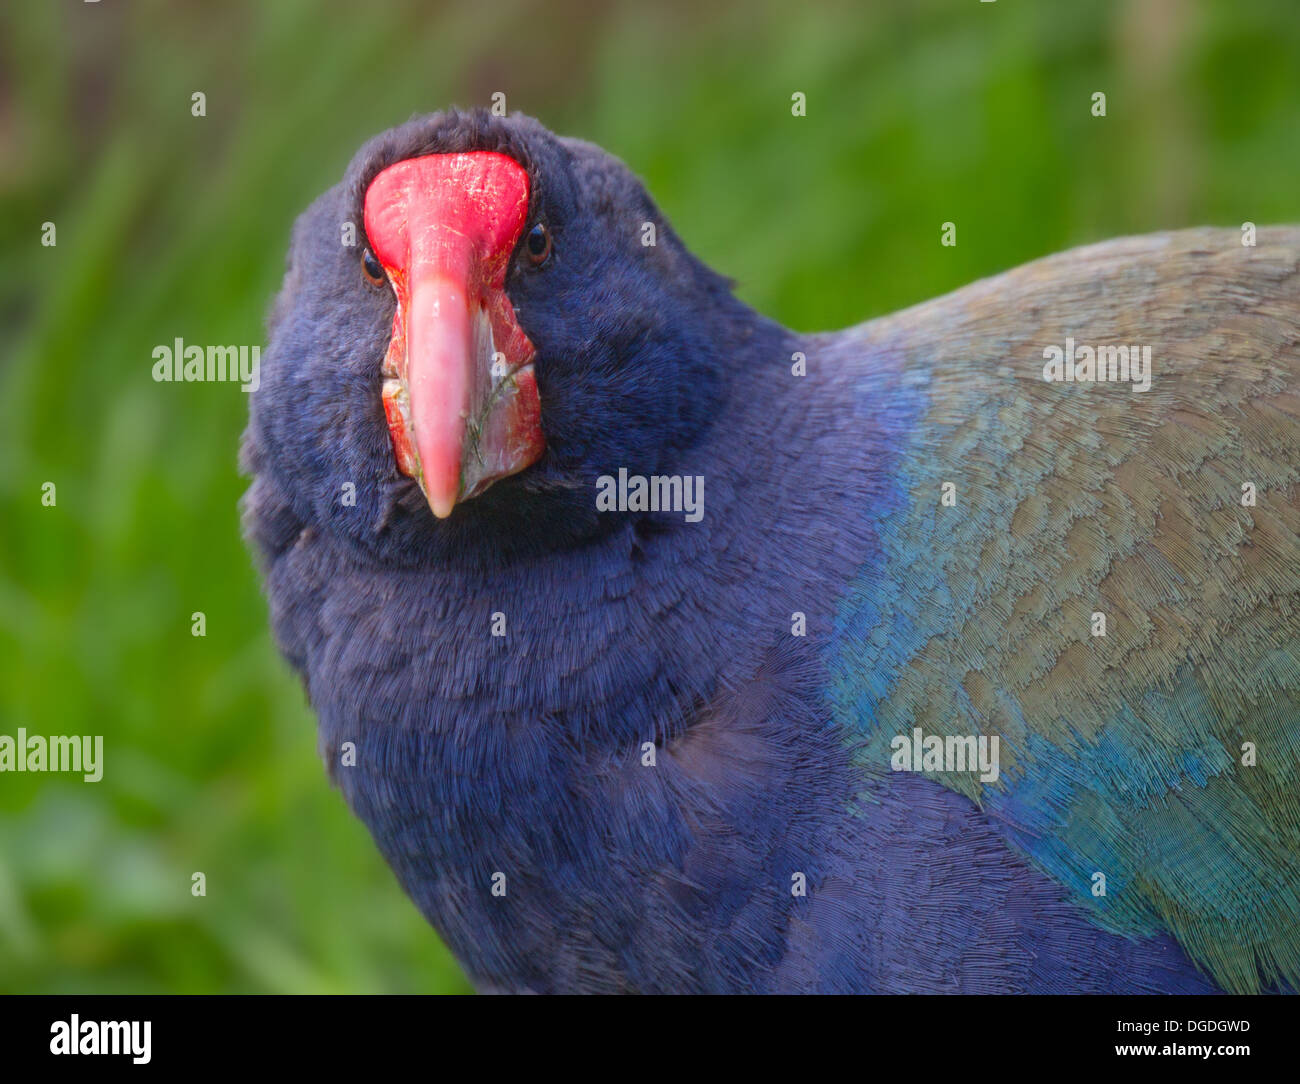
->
828, 228, 1300, 992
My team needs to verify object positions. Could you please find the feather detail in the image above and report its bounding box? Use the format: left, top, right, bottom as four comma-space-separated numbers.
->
829, 227, 1300, 993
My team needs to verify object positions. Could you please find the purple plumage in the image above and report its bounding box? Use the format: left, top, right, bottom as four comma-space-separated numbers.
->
244, 110, 1300, 993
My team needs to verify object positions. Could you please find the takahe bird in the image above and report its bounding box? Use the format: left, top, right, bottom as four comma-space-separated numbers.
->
242, 108, 1300, 994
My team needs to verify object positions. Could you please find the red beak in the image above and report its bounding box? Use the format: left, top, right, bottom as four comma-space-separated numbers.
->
364, 152, 544, 518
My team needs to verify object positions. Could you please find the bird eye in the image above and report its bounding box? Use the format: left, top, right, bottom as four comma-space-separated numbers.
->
361, 247, 386, 286
523, 223, 552, 266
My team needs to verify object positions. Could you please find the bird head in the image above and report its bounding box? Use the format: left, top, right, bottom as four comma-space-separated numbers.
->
251, 109, 746, 563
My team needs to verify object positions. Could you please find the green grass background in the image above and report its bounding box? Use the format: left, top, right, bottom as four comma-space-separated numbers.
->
1, 0, 1298, 993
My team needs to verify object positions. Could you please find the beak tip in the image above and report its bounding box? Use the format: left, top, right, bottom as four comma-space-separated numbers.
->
428, 493, 457, 519
418, 446, 463, 520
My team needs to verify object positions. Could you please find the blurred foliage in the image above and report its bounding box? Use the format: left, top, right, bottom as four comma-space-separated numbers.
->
1, 0, 1298, 993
